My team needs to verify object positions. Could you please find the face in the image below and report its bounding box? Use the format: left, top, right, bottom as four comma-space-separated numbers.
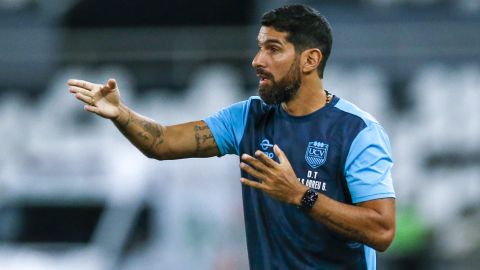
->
252, 26, 302, 105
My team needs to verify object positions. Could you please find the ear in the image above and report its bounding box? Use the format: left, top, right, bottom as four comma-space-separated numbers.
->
301, 49, 322, 74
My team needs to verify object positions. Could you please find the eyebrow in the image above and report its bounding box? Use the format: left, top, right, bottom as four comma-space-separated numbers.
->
258, 38, 284, 46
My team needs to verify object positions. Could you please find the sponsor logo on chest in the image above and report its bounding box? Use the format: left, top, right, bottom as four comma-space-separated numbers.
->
259, 138, 274, 158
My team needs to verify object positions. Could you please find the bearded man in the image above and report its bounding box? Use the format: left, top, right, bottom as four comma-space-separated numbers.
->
68, 4, 395, 269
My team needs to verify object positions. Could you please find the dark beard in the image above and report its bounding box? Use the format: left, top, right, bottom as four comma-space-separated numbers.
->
257, 57, 301, 105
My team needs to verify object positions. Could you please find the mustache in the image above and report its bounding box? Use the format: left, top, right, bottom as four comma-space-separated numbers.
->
255, 68, 274, 80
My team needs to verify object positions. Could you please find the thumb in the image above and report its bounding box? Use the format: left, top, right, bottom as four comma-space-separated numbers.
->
107, 78, 117, 90
273, 144, 287, 164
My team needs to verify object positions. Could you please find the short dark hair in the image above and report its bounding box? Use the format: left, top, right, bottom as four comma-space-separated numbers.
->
261, 4, 332, 78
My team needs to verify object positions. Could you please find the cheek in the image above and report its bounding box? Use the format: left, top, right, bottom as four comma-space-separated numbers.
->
267, 50, 297, 78
273, 61, 294, 80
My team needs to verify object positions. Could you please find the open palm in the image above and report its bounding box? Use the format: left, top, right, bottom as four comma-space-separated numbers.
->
68, 78, 121, 119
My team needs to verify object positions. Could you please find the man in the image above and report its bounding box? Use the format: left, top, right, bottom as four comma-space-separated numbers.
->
68, 4, 395, 270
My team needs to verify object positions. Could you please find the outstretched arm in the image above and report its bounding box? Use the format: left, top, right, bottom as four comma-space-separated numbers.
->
114, 105, 219, 159
239, 145, 395, 251
68, 78, 220, 160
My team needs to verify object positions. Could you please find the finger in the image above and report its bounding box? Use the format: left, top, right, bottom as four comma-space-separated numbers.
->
75, 93, 95, 105
69, 86, 94, 97
254, 150, 278, 167
67, 79, 97, 91
84, 104, 100, 114
274, 144, 289, 165
99, 83, 115, 95
241, 153, 268, 173
107, 78, 117, 89
98, 79, 117, 96
240, 177, 265, 190
240, 162, 265, 181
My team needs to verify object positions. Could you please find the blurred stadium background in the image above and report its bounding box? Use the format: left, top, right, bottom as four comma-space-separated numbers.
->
1, 0, 479, 269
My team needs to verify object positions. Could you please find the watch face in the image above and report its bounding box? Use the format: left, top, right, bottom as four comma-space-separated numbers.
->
300, 189, 318, 211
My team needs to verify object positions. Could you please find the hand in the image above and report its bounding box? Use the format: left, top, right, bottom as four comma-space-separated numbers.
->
240, 144, 308, 205
68, 78, 121, 119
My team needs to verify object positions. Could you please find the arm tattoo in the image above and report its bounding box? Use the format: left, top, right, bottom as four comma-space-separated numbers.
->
130, 119, 165, 154
137, 131, 149, 141
322, 212, 370, 245
193, 124, 216, 154
142, 121, 165, 151
114, 107, 165, 155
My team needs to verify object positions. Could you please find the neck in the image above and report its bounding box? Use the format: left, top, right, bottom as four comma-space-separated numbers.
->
282, 76, 328, 116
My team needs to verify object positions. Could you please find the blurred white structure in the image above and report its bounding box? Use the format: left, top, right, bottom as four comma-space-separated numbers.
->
0, 62, 479, 269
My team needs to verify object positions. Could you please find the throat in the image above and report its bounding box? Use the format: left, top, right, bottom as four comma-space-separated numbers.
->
282, 89, 332, 116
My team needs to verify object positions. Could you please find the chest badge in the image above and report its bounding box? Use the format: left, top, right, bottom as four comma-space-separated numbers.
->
305, 141, 329, 169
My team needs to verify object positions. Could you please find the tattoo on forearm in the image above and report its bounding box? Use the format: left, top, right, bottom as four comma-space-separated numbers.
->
137, 131, 149, 141
142, 121, 164, 150
115, 107, 165, 155
193, 125, 209, 131
322, 212, 369, 245
194, 124, 216, 154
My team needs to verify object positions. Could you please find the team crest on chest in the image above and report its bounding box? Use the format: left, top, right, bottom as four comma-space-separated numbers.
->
305, 141, 329, 169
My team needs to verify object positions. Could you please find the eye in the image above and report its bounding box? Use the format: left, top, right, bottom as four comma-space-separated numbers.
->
269, 46, 280, 53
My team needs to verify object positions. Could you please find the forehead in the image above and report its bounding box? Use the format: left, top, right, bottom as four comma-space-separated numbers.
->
257, 26, 290, 45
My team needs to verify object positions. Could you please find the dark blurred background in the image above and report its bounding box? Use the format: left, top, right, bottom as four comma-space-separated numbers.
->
1, 0, 479, 269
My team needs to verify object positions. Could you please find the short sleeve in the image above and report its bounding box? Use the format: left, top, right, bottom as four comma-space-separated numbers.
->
344, 123, 395, 204
203, 98, 251, 156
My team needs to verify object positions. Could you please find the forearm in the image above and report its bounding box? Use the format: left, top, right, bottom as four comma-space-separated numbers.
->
112, 103, 220, 160
112, 103, 167, 158
307, 195, 395, 251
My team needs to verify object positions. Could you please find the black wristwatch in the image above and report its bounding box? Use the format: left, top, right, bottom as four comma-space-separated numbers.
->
299, 188, 319, 211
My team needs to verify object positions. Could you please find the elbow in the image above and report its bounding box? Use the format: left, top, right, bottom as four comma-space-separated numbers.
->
373, 227, 395, 252
141, 149, 163, 160
141, 141, 172, 160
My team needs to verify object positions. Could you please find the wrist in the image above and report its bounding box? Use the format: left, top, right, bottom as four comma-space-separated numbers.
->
113, 103, 129, 125
297, 188, 319, 211
292, 186, 309, 207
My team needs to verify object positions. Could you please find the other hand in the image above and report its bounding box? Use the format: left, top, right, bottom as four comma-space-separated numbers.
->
240, 144, 308, 205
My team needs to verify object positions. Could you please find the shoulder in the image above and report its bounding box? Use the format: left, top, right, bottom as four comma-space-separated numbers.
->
330, 97, 390, 154
335, 97, 392, 163
333, 97, 380, 128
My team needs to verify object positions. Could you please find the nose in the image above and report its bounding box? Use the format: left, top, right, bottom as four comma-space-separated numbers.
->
252, 50, 265, 69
